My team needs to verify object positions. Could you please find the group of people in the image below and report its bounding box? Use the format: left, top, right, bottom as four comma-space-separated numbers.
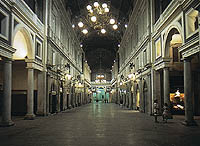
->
95, 95, 109, 103
153, 99, 171, 123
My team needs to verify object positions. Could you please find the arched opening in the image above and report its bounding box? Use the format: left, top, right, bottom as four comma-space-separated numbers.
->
13, 31, 28, 60
164, 28, 184, 115
136, 84, 140, 110
143, 81, 148, 113
165, 28, 182, 61
11, 28, 35, 116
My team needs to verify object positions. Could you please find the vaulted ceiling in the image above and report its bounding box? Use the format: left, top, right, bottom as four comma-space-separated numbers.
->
66, 0, 134, 74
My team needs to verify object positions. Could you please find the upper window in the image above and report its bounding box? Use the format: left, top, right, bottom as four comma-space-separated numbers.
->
143, 49, 147, 66
35, 40, 42, 59
155, 38, 162, 59
186, 9, 199, 38
0, 9, 9, 40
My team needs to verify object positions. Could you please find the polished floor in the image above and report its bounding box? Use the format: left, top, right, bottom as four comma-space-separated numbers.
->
0, 103, 200, 146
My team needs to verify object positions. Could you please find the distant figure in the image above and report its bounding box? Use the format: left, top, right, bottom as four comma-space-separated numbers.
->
102, 95, 104, 103
162, 103, 169, 123
153, 99, 159, 123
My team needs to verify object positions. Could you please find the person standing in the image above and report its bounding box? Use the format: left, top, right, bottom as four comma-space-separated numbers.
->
153, 99, 159, 123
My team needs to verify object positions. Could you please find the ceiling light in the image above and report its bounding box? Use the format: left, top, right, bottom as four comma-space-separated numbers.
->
91, 16, 97, 22
80, 44, 83, 47
87, 5, 92, 10
78, 22, 84, 28
110, 19, 115, 24
125, 24, 128, 28
104, 8, 109, 13
101, 29, 106, 34
118, 44, 120, 47
102, 3, 107, 8
82, 29, 88, 34
72, 24, 75, 28
94, 2, 99, 7
113, 24, 118, 30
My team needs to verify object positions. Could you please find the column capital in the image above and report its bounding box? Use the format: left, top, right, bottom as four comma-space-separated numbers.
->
163, 67, 169, 70
2, 58, 13, 63
183, 57, 192, 62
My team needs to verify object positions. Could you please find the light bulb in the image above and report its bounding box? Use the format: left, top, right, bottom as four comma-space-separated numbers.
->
102, 3, 107, 8
113, 24, 118, 30
94, 2, 99, 7
78, 22, 84, 28
91, 16, 97, 22
125, 24, 128, 28
89, 9, 93, 13
101, 29, 106, 34
110, 19, 115, 24
104, 8, 109, 13
87, 5, 92, 10
72, 24, 75, 28
82, 29, 88, 34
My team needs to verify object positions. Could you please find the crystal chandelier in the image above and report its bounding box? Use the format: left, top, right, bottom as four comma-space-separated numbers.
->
74, 1, 118, 35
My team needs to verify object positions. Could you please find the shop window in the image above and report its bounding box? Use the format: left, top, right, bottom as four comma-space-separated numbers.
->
186, 9, 199, 37
0, 10, 8, 39
35, 41, 42, 59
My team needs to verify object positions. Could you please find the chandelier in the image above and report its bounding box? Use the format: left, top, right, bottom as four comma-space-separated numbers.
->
73, 1, 119, 36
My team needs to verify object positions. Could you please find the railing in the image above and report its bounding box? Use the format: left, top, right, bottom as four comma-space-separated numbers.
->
12, 0, 44, 33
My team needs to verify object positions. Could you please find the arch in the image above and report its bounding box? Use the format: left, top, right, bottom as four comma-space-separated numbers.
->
163, 24, 183, 58
12, 24, 34, 60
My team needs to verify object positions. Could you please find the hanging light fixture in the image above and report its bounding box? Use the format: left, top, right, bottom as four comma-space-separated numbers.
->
101, 29, 106, 34
113, 24, 118, 30
170, 34, 182, 46
82, 29, 88, 34
110, 18, 115, 24
94, 2, 99, 7
91, 16, 97, 22
104, 7, 109, 13
74, 1, 122, 37
87, 5, 92, 10
78, 22, 84, 28
102, 3, 107, 8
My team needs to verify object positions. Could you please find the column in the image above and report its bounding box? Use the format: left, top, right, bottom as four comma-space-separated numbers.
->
24, 68, 35, 120
183, 58, 196, 126
129, 91, 133, 110
37, 71, 47, 116
0, 60, 14, 127
163, 67, 170, 105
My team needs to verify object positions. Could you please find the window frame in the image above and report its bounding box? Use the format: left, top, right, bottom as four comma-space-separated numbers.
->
0, 8, 9, 40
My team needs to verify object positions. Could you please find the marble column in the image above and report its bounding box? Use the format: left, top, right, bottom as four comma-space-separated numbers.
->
183, 58, 196, 126
0, 60, 14, 127
163, 67, 170, 105
24, 68, 35, 120
37, 71, 47, 116
129, 92, 133, 110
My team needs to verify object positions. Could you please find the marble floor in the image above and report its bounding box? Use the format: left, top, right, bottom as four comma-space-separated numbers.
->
0, 103, 200, 146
